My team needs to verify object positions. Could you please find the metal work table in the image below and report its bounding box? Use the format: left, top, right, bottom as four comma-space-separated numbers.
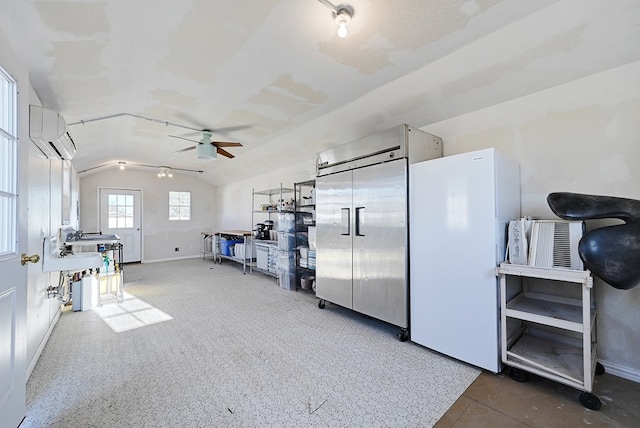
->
201, 231, 216, 260
215, 230, 253, 274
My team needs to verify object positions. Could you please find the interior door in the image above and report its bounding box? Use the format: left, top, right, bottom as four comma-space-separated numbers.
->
315, 170, 353, 308
99, 188, 142, 263
0, 65, 27, 428
352, 160, 408, 328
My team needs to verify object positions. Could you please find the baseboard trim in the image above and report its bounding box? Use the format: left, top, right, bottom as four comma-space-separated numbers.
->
143, 255, 202, 264
26, 305, 62, 380
599, 359, 640, 383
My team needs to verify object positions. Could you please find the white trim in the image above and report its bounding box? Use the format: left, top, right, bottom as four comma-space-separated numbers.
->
599, 359, 640, 384
26, 306, 61, 380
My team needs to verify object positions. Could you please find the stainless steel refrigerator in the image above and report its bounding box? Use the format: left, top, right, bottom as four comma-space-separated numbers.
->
409, 148, 520, 372
315, 124, 442, 337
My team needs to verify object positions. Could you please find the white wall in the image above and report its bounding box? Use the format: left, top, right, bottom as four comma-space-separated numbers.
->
214, 161, 315, 232
79, 169, 217, 262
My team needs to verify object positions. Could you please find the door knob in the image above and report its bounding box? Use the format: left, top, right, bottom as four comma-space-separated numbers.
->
21, 253, 41, 266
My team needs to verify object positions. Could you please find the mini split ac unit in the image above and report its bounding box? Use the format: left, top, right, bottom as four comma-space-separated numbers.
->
508, 218, 585, 270
29, 105, 77, 160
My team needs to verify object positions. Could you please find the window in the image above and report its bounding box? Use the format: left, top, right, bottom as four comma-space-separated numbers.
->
108, 193, 134, 228
0, 66, 17, 257
169, 191, 190, 221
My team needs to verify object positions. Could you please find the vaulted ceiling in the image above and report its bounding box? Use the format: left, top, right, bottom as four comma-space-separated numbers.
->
2, 0, 638, 184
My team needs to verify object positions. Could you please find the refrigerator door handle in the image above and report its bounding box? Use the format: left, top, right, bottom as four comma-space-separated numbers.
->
341, 208, 350, 235
355, 206, 365, 236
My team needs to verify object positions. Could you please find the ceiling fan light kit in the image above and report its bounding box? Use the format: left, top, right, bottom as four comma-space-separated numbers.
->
196, 143, 217, 160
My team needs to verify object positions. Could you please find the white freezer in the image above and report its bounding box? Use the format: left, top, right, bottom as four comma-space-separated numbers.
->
409, 148, 520, 372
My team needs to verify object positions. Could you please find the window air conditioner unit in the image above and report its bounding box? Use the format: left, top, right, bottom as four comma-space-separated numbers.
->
528, 220, 585, 270
29, 105, 77, 160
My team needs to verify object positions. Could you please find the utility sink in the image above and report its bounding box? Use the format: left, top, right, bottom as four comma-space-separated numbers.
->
42, 235, 105, 272
42, 252, 104, 272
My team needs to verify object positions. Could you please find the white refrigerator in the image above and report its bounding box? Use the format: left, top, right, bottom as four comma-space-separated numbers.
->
409, 148, 520, 372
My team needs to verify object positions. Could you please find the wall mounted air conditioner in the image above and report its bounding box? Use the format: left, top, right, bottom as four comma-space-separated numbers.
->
528, 220, 585, 270
29, 105, 77, 160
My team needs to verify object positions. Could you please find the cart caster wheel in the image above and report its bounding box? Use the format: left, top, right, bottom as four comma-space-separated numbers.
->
396, 329, 409, 342
318, 300, 325, 309
595, 362, 605, 376
510, 368, 529, 382
579, 391, 602, 410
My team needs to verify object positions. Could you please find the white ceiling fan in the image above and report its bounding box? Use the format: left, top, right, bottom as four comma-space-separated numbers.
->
171, 130, 243, 160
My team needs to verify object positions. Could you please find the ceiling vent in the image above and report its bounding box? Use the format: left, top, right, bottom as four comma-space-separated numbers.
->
29, 105, 77, 160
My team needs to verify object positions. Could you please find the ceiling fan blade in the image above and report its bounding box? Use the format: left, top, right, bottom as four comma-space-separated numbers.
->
173, 146, 196, 153
212, 141, 243, 147
169, 135, 199, 144
210, 125, 253, 135
216, 147, 235, 158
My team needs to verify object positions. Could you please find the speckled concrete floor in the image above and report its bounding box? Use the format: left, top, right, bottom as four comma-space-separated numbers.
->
23, 259, 480, 427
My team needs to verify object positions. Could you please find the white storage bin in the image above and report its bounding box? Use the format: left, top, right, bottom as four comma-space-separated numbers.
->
234, 242, 256, 260
307, 226, 316, 250
277, 213, 295, 232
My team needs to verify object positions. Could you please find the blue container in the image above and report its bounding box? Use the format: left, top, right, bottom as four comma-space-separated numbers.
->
220, 238, 242, 256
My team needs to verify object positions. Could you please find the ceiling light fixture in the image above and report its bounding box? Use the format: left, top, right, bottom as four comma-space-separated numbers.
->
317, 0, 354, 38
157, 167, 173, 178
335, 8, 351, 38
77, 162, 203, 175
118, 161, 126, 170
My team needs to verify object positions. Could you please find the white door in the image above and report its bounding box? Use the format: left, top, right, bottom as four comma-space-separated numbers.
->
99, 188, 142, 263
0, 65, 28, 428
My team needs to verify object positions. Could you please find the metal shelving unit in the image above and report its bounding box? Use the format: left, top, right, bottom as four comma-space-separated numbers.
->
294, 179, 316, 292
497, 262, 603, 410
250, 184, 293, 277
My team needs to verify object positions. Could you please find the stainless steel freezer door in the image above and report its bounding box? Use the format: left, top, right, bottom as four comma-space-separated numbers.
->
352, 160, 408, 328
316, 170, 354, 309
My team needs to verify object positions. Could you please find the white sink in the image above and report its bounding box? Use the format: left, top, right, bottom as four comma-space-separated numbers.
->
42, 236, 105, 272
42, 252, 104, 272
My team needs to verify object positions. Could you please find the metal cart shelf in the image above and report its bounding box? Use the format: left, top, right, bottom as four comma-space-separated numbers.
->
497, 262, 603, 410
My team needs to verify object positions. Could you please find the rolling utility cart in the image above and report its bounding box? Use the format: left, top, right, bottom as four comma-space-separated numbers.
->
497, 262, 605, 410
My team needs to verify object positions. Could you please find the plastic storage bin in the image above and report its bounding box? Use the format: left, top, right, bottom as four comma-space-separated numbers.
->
277, 232, 296, 251
277, 213, 295, 232
220, 238, 243, 256
279, 269, 297, 291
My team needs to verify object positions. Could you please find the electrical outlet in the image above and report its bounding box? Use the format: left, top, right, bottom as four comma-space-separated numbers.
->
174, 247, 179, 252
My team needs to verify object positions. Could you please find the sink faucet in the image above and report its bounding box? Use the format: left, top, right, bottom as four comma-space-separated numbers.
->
59, 245, 74, 257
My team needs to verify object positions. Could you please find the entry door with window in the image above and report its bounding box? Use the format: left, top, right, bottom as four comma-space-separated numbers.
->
99, 188, 142, 263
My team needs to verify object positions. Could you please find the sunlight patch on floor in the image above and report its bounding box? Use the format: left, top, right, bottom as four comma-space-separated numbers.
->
93, 291, 172, 333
